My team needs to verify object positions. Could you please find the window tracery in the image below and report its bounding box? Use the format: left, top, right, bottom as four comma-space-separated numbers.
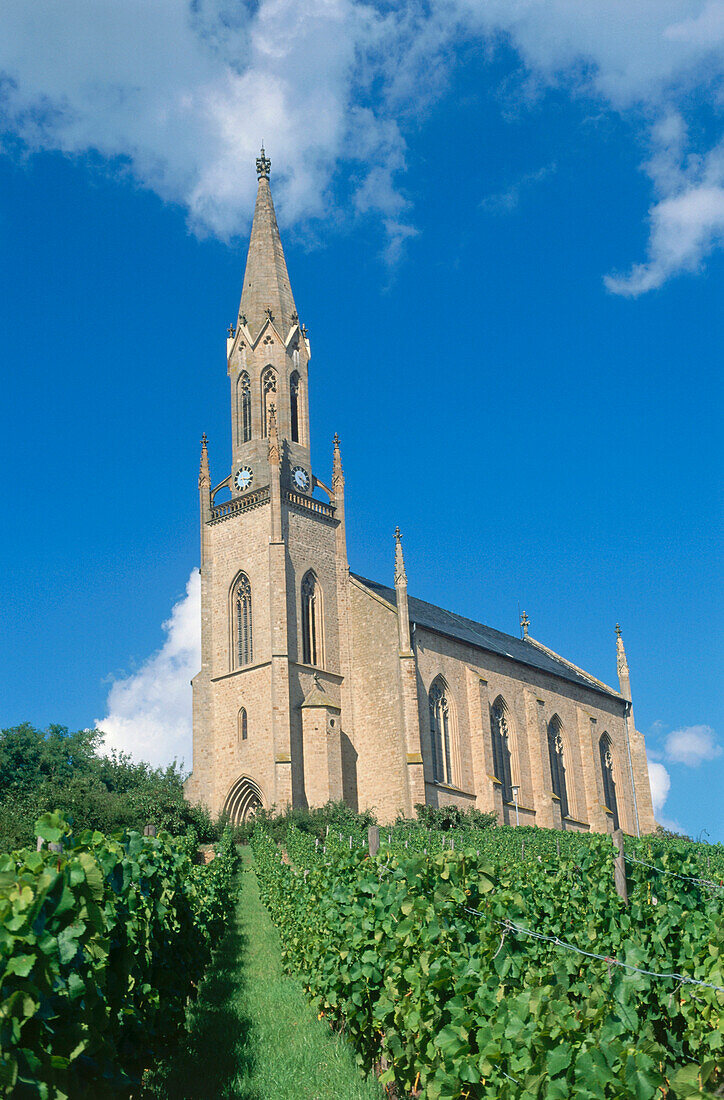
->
238, 371, 251, 443
301, 570, 322, 666
290, 371, 300, 443
547, 715, 569, 819
490, 698, 514, 803
262, 367, 277, 437
429, 678, 458, 786
599, 733, 619, 830
233, 573, 253, 667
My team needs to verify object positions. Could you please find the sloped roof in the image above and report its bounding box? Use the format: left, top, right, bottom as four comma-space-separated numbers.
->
351, 574, 621, 701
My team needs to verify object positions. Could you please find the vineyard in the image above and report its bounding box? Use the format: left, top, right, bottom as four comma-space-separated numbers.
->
252, 822, 724, 1100
0, 813, 237, 1097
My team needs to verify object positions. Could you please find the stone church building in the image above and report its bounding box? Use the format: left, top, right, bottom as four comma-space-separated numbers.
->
185, 150, 656, 836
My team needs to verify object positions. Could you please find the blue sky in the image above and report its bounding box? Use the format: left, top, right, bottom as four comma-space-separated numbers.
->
0, 2, 722, 840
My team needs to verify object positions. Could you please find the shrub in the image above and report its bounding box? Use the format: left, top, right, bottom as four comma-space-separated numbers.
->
0, 813, 237, 1097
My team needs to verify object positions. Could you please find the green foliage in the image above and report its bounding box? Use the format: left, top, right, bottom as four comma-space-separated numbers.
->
405, 803, 498, 832
0, 813, 238, 1097
231, 800, 378, 845
0, 724, 217, 852
252, 822, 724, 1100
144, 849, 382, 1099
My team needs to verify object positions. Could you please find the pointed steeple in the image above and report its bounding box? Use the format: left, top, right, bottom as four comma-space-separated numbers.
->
198, 433, 210, 489
198, 434, 211, 566
332, 434, 348, 570
394, 526, 407, 586
394, 527, 412, 654
332, 433, 344, 494
616, 624, 631, 699
238, 147, 298, 341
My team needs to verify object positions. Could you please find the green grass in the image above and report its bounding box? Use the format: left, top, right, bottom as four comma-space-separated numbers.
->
146, 849, 383, 1100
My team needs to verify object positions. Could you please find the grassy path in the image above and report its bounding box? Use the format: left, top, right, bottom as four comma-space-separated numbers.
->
150, 849, 382, 1100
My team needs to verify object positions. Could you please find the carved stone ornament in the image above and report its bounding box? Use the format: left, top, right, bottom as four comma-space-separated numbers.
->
256, 146, 271, 179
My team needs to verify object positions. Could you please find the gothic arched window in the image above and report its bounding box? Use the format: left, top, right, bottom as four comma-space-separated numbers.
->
290, 371, 300, 443
238, 372, 251, 444
301, 570, 322, 666
233, 573, 253, 668
490, 697, 513, 803
261, 366, 277, 437
238, 707, 248, 743
547, 715, 569, 819
429, 677, 458, 786
599, 733, 619, 831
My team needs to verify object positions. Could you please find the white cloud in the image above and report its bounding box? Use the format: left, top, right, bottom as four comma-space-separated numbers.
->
96, 570, 200, 770
664, 724, 723, 767
648, 760, 671, 817
605, 125, 724, 295
480, 163, 557, 214
647, 758, 686, 833
0, 2, 722, 282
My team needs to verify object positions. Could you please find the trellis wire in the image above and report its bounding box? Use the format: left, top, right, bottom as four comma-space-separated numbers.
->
625, 854, 723, 890
462, 909, 724, 992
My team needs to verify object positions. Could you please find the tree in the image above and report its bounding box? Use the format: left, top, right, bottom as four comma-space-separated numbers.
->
0, 724, 217, 851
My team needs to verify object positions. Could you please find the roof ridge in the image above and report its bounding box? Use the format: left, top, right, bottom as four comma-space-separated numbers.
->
523, 635, 622, 697
350, 573, 620, 700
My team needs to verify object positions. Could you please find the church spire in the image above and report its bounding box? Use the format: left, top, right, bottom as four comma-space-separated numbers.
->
238, 147, 298, 341
394, 527, 412, 654
198, 432, 210, 490
198, 433, 211, 565
332, 433, 344, 494
616, 623, 631, 700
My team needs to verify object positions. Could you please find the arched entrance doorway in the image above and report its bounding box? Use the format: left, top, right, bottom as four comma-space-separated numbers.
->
223, 775, 265, 824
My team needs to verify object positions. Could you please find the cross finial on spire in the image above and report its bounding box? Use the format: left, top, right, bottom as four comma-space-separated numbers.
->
521, 610, 530, 638
616, 623, 622, 637
256, 144, 271, 180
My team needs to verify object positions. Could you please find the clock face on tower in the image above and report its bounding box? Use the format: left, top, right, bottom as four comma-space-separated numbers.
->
292, 465, 310, 492
235, 466, 253, 492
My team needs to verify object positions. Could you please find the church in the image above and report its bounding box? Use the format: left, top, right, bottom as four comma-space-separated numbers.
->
185, 149, 656, 836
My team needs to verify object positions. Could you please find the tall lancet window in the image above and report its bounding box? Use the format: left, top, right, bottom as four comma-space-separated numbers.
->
301, 570, 322, 666
490, 697, 513, 803
429, 677, 458, 786
262, 367, 277, 437
233, 573, 253, 668
290, 371, 300, 443
547, 715, 569, 819
599, 733, 619, 831
238, 372, 251, 444
238, 707, 248, 743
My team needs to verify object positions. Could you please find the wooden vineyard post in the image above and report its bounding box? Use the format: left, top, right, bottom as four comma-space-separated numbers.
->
612, 829, 628, 906
368, 826, 380, 858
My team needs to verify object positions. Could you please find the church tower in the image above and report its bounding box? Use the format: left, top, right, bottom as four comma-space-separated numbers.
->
187, 148, 654, 836
188, 148, 347, 819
